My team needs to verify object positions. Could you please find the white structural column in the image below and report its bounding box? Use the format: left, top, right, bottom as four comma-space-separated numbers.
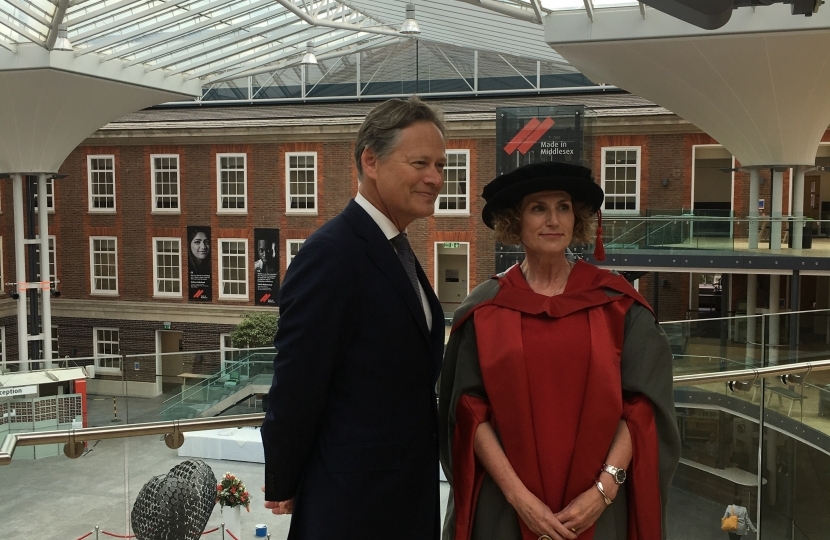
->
746, 274, 757, 363
37, 173, 53, 368
791, 166, 805, 249
11, 174, 28, 372
769, 275, 780, 365
748, 168, 761, 249
771, 170, 784, 250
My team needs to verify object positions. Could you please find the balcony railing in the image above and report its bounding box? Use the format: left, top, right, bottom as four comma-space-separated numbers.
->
4, 310, 830, 538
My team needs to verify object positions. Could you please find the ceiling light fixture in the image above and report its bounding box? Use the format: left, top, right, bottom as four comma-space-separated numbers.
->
301, 41, 318, 65
400, 3, 421, 35
53, 24, 73, 52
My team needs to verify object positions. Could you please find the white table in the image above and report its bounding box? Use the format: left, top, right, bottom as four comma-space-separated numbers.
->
177, 427, 264, 463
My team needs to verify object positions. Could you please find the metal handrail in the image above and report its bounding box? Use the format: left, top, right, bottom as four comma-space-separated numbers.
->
4, 358, 830, 465
0, 413, 264, 465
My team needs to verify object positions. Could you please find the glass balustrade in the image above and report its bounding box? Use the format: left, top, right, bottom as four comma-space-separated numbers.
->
5, 317, 830, 538
599, 215, 830, 253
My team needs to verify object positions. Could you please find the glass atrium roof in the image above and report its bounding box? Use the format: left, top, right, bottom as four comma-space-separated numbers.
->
0, 0, 601, 86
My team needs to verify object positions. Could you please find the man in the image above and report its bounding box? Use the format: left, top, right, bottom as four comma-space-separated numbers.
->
254, 238, 276, 273
261, 96, 447, 540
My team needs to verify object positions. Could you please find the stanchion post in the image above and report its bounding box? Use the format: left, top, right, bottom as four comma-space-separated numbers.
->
111, 397, 121, 423
95, 525, 100, 540
221, 522, 225, 540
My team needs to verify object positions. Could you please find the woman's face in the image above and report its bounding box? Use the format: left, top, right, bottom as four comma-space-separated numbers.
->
190, 232, 210, 260
519, 190, 574, 257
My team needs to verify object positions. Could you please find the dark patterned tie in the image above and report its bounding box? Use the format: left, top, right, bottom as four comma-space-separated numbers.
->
391, 233, 422, 307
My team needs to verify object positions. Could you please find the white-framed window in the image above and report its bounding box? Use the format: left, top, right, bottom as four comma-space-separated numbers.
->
88, 155, 116, 212
152, 238, 182, 297
220, 333, 242, 371
602, 147, 641, 213
436, 150, 469, 214
0, 238, 4, 296
219, 239, 248, 299
90, 237, 118, 295
217, 154, 247, 213
286, 239, 305, 268
34, 235, 57, 286
94, 328, 120, 373
286, 152, 318, 214
34, 178, 55, 212
151, 155, 180, 212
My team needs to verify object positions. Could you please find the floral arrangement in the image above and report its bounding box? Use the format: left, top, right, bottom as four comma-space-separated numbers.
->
216, 472, 251, 511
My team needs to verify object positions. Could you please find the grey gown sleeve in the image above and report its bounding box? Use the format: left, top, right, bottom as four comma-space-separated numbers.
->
620, 303, 682, 540
438, 280, 521, 540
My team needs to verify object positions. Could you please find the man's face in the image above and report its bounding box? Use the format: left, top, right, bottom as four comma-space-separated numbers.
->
360, 121, 446, 230
258, 246, 267, 262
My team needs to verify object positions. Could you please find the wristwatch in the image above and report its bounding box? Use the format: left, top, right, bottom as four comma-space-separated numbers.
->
601, 464, 627, 485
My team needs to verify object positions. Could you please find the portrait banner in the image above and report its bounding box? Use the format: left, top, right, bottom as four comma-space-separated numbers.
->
254, 228, 280, 306
187, 225, 212, 302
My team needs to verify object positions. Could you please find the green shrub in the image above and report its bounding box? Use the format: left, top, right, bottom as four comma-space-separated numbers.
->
230, 312, 279, 348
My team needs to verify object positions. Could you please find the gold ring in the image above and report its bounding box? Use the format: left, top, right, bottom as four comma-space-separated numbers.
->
571, 527, 577, 533
538, 536, 553, 540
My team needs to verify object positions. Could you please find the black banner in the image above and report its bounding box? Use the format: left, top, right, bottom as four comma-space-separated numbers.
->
496, 105, 589, 176
254, 228, 280, 306
187, 225, 212, 302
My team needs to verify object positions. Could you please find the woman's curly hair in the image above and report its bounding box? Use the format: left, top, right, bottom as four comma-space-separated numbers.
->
492, 199, 597, 246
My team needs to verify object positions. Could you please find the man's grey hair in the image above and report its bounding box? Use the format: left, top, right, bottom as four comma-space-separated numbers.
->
354, 96, 447, 180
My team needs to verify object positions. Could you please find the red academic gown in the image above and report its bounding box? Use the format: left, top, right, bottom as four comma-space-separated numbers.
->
450, 262, 663, 540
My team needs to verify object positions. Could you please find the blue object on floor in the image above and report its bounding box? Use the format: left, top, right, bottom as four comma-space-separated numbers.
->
255, 524, 268, 537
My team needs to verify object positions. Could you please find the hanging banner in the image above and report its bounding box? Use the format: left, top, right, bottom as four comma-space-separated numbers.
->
187, 225, 212, 302
254, 228, 280, 306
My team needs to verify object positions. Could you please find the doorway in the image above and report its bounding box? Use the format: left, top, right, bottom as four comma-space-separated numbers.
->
691, 145, 734, 241
156, 330, 183, 394
434, 242, 469, 317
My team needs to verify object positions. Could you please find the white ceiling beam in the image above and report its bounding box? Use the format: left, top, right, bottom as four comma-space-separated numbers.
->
46, 0, 70, 50
202, 27, 371, 82
184, 26, 337, 78
639, 1, 646, 19
453, 0, 538, 24
529, 0, 544, 23
151, 19, 320, 73
71, 0, 193, 43
77, 0, 248, 55
69, 0, 160, 26
274, 0, 405, 37
5, 0, 52, 28
583, 0, 595, 22
124, 1, 345, 63
0, 14, 46, 45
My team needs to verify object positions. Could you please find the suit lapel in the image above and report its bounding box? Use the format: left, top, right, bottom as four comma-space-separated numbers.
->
343, 201, 431, 342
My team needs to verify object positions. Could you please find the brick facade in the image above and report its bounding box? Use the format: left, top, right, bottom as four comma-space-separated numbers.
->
1, 96, 828, 386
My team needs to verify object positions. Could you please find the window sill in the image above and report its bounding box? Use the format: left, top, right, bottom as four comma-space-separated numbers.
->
218, 296, 250, 302
434, 211, 471, 217
217, 210, 248, 216
286, 211, 318, 216
94, 368, 122, 376
151, 210, 182, 216
91, 291, 119, 297
89, 210, 117, 215
153, 294, 183, 299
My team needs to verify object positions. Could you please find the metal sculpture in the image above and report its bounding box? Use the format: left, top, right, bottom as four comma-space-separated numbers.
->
131, 459, 216, 540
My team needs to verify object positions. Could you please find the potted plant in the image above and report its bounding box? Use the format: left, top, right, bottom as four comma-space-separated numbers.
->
216, 472, 250, 536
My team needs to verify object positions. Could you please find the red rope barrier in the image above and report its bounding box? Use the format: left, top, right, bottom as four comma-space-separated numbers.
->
100, 532, 136, 539
75, 533, 93, 540
202, 527, 220, 535
226, 530, 240, 540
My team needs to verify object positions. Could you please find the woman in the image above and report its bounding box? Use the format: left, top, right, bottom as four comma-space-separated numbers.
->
439, 162, 681, 540
723, 497, 756, 539
188, 229, 211, 275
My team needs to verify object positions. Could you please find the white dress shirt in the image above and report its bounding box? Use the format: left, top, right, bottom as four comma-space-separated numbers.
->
355, 192, 433, 331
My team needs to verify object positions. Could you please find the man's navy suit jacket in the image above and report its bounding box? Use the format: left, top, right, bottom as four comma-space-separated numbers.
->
262, 200, 444, 540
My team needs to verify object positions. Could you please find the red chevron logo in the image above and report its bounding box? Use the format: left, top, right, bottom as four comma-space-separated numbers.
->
503, 117, 556, 155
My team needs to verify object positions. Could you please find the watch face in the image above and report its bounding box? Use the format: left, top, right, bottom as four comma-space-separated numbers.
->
614, 469, 627, 483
